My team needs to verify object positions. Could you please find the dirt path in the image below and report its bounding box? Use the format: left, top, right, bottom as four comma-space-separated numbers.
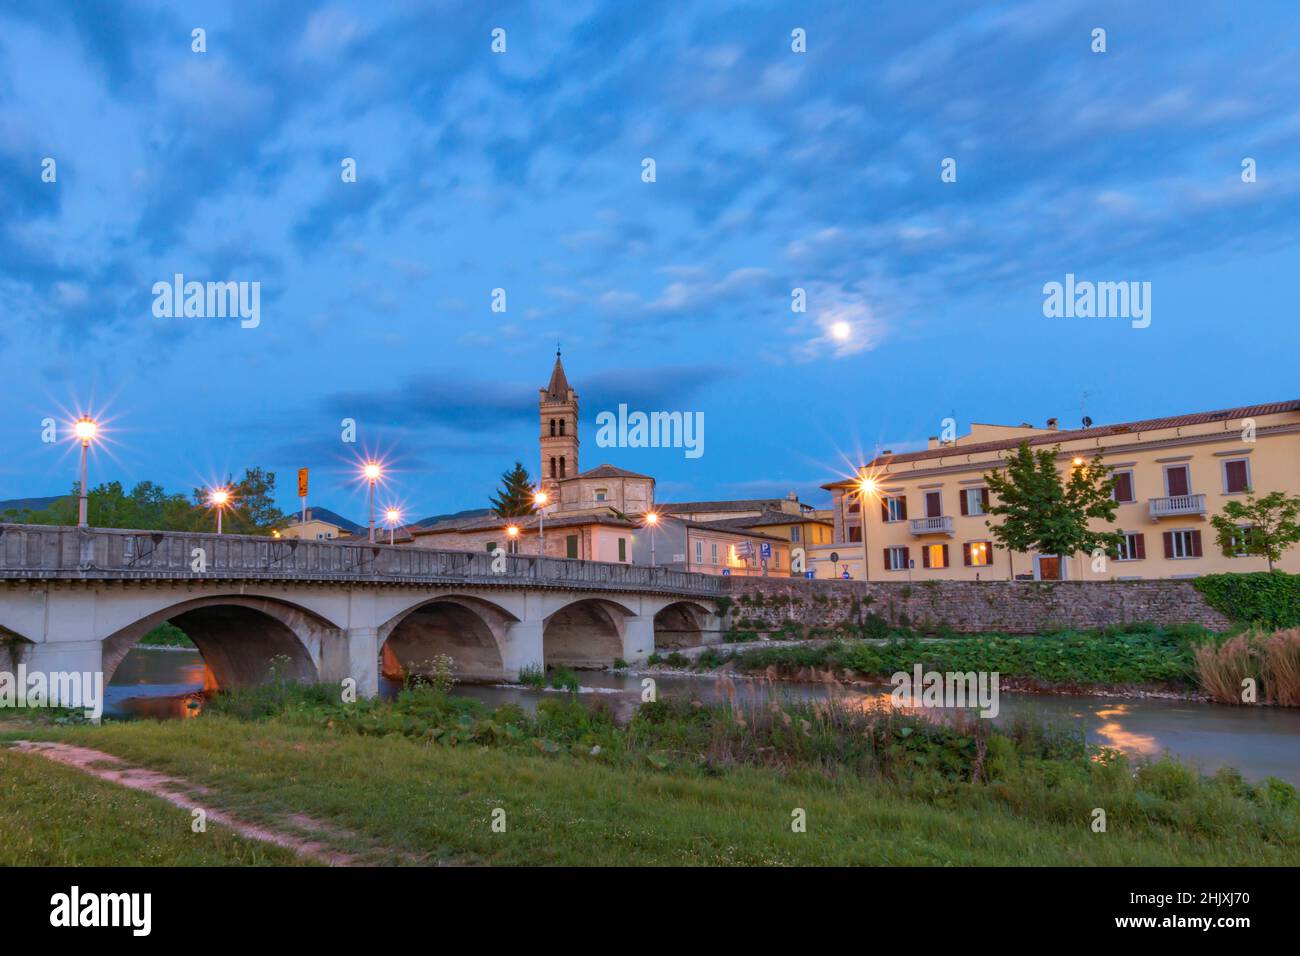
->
11, 740, 363, 866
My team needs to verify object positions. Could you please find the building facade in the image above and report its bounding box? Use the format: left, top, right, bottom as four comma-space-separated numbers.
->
820, 400, 1300, 581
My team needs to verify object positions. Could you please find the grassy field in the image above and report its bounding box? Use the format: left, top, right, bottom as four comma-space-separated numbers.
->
0, 746, 304, 866
3, 683, 1297, 866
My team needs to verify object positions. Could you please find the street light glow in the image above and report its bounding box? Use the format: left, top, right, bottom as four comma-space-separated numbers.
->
857, 476, 879, 496
209, 488, 231, 507
74, 417, 98, 443
363, 461, 382, 481
385, 508, 401, 525
534, 490, 548, 507
644, 511, 659, 526
506, 525, 520, 538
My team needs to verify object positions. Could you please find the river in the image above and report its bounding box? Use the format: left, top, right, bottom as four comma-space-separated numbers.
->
107, 647, 1300, 785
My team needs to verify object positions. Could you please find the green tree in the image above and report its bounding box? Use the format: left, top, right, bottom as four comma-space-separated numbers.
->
192, 467, 284, 535
490, 462, 537, 518
983, 442, 1124, 572
1210, 490, 1300, 572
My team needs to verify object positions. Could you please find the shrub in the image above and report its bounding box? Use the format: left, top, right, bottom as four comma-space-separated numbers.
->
1194, 628, 1300, 706
612, 658, 628, 670
1195, 571, 1300, 628
517, 664, 545, 688
548, 667, 580, 693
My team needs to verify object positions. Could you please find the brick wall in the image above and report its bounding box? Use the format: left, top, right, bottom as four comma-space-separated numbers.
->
720, 577, 1231, 635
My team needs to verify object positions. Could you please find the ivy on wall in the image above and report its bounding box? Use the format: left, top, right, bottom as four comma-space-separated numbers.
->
1194, 572, 1300, 629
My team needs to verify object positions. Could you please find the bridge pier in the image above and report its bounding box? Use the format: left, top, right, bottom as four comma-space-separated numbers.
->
622, 614, 656, 664
500, 620, 544, 679
345, 627, 379, 699
23, 639, 103, 710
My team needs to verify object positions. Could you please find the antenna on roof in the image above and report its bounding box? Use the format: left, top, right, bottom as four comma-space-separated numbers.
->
556, 340, 562, 357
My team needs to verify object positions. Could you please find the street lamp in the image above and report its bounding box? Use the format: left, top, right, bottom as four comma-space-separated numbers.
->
208, 487, 231, 534
533, 489, 548, 556
506, 523, 520, 555
73, 417, 98, 528
384, 508, 401, 545
856, 471, 879, 581
644, 511, 660, 567
363, 461, 382, 543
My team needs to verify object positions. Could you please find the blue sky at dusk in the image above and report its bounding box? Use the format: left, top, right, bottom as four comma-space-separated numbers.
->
2, 1, 1298, 522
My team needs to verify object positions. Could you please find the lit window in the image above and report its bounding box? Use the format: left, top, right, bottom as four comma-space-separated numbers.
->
923, 544, 948, 569
964, 541, 992, 567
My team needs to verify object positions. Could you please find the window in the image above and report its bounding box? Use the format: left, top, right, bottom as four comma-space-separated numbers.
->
925, 491, 943, 518
773, 551, 781, 569
618, 538, 627, 562
1227, 526, 1253, 557
791, 526, 801, 543
959, 488, 990, 517
559, 456, 566, 478
881, 496, 907, 522
695, 539, 703, 563
550, 457, 557, 478
921, 543, 949, 569
1223, 458, 1251, 494
1164, 464, 1191, 498
1116, 532, 1145, 561
963, 541, 992, 567
1163, 529, 1202, 560
485, 541, 497, 553
566, 535, 578, 559
549, 419, 556, 437
558, 419, 565, 436
594, 489, 607, 502
847, 499, 860, 514
1112, 471, 1135, 504
883, 546, 910, 571
507, 539, 520, 554
848, 526, 862, 542
710, 542, 718, 564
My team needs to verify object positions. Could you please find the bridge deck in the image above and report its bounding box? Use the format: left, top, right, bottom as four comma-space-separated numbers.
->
0, 524, 721, 597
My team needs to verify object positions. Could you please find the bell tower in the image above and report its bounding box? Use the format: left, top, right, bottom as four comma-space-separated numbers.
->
539, 347, 579, 493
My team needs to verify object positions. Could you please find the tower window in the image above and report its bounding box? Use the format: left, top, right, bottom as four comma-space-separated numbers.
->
559, 419, 565, 436
560, 456, 566, 478
550, 457, 557, 478
550, 419, 556, 437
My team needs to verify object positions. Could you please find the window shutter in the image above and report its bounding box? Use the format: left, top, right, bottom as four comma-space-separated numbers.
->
1162, 532, 1173, 559
922, 547, 930, 568
962, 543, 971, 566
984, 542, 994, 566
941, 545, 950, 569
959, 491, 969, 516
899, 497, 908, 520
1191, 530, 1203, 557
1135, 534, 1146, 559
903, 547, 910, 568
881, 501, 889, 522
1225, 460, 1248, 493
980, 488, 991, 511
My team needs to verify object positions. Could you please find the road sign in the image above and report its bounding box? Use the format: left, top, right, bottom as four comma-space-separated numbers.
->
297, 468, 309, 498
721, 568, 731, 576
804, 570, 815, 579
760, 542, 771, 559
841, 570, 850, 580
829, 551, 839, 564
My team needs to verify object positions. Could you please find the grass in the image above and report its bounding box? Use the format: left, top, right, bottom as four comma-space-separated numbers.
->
2, 682, 1297, 866
1194, 627, 1300, 705
0, 746, 305, 866
705, 623, 1212, 689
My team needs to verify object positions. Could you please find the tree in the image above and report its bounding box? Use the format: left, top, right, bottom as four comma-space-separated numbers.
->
490, 462, 537, 518
983, 442, 1124, 571
1210, 490, 1300, 572
192, 467, 284, 535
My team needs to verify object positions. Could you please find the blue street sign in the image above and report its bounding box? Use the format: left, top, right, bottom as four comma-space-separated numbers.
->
721, 568, 731, 576
760, 542, 771, 558
841, 571, 850, 580
804, 570, 815, 579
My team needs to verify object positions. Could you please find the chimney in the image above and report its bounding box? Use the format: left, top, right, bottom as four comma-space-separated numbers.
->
1046, 417, 1059, 430
786, 491, 798, 501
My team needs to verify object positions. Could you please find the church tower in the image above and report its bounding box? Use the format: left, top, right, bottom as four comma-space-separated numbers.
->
539, 348, 579, 493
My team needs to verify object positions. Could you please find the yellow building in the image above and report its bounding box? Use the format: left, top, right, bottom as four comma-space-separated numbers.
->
821, 400, 1300, 581
278, 510, 346, 540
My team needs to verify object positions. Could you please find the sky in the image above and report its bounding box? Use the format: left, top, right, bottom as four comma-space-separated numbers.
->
1, 0, 1298, 523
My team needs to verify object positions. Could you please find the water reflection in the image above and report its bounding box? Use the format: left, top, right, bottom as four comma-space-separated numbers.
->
106, 647, 1300, 785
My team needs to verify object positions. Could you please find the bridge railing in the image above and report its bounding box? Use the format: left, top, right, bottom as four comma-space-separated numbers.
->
0, 524, 722, 596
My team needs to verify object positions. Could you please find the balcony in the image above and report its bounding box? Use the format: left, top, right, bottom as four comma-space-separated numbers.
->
909, 516, 954, 536
1148, 494, 1207, 520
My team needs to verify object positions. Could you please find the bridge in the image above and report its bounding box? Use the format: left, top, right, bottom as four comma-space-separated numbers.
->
0, 524, 724, 707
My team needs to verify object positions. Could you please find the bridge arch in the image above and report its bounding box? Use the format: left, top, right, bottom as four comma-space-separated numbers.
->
0, 625, 33, 673
100, 595, 325, 689
378, 595, 517, 683
543, 598, 628, 668
653, 600, 710, 649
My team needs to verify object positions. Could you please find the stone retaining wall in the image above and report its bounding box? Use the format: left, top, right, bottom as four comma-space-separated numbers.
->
718, 577, 1231, 635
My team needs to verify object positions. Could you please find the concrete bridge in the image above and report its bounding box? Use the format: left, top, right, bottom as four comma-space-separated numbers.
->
0, 524, 724, 706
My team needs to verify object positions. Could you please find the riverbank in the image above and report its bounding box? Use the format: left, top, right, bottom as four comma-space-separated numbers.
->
3, 684, 1297, 866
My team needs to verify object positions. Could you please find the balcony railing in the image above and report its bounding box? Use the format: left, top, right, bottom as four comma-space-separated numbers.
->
909, 516, 954, 536
0, 524, 721, 596
1148, 494, 1207, 520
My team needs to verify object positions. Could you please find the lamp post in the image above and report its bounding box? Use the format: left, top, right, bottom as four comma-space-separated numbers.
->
73, 417, 97, 528
533, 489, 548, 556
208, 487, 231, 534
363, 462, 382, 543
385, 508, 401, 546
506, 524, 520, 554
856, 470, 879, 582
644, 511, 659, 567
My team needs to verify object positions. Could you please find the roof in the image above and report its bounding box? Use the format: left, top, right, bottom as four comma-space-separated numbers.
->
412, 511, 638, 536
543, 350, 572, 401
659, 498, 792, 515
570, 463, 654, 481
823, 399, 1300, 487
696, 509, 830, 530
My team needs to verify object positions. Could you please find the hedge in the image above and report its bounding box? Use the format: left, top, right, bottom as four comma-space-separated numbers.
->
1193, 572, 1300, 629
